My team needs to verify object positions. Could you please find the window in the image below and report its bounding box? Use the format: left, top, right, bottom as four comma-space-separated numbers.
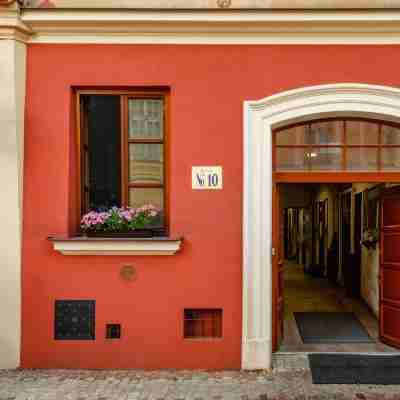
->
274, 119, 400, 172
183, 309, 223, 339
78, 91, 168, 233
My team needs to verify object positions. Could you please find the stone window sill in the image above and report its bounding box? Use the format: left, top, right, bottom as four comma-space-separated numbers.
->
48, 235, 183, 256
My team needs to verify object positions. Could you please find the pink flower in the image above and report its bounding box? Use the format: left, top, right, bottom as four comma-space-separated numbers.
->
136, 204, 159, 216
80, 204, 159, 232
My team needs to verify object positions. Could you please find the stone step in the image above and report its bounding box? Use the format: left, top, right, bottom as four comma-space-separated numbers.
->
272, 353, 310, 371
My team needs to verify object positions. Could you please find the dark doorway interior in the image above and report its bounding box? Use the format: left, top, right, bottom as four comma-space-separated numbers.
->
279, 183, 398, 354
353, 192, 363, 298
341, 190, 353, 297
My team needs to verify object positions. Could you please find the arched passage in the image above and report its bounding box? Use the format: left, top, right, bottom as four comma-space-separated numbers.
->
242, 84, 400, 370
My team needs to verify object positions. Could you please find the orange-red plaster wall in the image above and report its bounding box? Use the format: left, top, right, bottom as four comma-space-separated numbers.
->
22, 44, 400, 369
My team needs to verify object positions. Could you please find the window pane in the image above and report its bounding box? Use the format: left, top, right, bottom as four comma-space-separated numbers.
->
276, 121, 343, 145
128, 98, 163, 139
129, 187, 164, 208
382, 148, 400, 170
276, 125, 307, 146
129, 144, 163, 184
129, 188, 164, 226
346, 121, 379, 145
309, 121, 343, 145
309, 147, 342, 170
276, 148, 308, 171
346, 148, 378, 170
382, 125, 400, 145
86, 95, 121, 210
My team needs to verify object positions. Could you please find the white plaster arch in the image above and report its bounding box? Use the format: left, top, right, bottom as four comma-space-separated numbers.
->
242, 83, 400, 370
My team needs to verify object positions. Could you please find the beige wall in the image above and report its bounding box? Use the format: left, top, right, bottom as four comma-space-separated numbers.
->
352, 183, 380, 317
315, 184, 337, 265
0, 39, 25, 369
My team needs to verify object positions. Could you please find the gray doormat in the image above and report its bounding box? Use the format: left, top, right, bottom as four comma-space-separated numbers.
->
309, 354, 400, 384
294, 312, 374, 344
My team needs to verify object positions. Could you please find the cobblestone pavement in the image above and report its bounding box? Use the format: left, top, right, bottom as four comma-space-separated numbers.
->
1, 367, 400, 400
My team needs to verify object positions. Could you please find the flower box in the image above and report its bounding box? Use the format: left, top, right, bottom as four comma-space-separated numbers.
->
80, 205, 160, 237
83, 230, 153, 238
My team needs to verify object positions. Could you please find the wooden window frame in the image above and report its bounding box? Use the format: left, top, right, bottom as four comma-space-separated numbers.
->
76, 89, 169, 235
274, 117, 400, 173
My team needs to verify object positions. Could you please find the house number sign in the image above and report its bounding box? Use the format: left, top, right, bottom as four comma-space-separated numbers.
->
192, 166, 223, 190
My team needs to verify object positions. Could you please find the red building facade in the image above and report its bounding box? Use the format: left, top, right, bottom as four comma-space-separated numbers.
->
21, 44, 400, 369
3, 1, 400, 371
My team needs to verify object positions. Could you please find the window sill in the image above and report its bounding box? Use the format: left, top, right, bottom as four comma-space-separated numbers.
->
48, 235, 183, 256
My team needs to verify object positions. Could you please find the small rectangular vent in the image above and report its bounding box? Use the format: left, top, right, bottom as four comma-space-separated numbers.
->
106, 324, 121, 339
55, 300, 95, 340
184, 309, 222, 339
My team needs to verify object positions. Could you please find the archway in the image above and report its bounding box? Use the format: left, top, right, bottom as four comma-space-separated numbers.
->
242, 83, 400, 370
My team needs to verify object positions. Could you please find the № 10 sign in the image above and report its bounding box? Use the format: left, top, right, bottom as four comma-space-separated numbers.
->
192, 166, 223, 190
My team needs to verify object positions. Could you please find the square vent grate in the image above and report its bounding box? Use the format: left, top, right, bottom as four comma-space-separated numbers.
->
106, 324, 121, 339
55, 300, 95, 340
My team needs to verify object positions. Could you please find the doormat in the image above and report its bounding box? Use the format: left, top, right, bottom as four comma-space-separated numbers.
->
309, 353, 400, 384
294, 312, 374, 344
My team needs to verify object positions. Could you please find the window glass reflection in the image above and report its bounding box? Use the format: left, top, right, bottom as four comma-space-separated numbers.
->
346, 121, 379, 145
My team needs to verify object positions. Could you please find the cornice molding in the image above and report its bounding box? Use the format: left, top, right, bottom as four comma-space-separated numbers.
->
0, 1, 32, 42
18, 0, 400, 9
20, 8, 400, 44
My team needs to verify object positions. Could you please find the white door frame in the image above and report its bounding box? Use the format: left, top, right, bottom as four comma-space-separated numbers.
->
242, 83, 400, 370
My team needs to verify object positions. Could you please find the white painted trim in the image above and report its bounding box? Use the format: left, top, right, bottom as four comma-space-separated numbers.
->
22, 9, 400, 22
20, 9, 400, 44
52, 239, 182, 256
242, 83, 400, 370
0, 39, 26, 369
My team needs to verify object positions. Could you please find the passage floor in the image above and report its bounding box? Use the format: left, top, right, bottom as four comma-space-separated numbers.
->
280, 261, 398, 353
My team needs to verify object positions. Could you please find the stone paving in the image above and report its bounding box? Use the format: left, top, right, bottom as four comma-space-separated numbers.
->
1, 354, 400, 400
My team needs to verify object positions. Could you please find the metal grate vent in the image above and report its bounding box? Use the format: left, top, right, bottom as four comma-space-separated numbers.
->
54, 300, 95, 340
106, 324, 121, 339
184, 309, 222, 339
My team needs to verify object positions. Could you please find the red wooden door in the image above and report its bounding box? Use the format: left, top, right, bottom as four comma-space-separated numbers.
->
272, 183, 284, 351
380, 188, 400, 348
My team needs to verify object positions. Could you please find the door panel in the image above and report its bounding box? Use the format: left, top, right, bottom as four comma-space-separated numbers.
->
381, 305, 400, 345
381, 269, 400, 304
318, 201, 326, 270
382, 197, 400, 227
272, 183, 283, 352
380, 188, 400, 348
382, 232, 400, 263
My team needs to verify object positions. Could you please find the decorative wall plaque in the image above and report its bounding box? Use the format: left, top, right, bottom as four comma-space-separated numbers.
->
217, 0, 231, 8
120, 265, 136, 282
54, 300, 95, 340
192, 166, 223, 190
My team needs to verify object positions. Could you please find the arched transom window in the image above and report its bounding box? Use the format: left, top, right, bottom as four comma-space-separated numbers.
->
274, 119, 400, 171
